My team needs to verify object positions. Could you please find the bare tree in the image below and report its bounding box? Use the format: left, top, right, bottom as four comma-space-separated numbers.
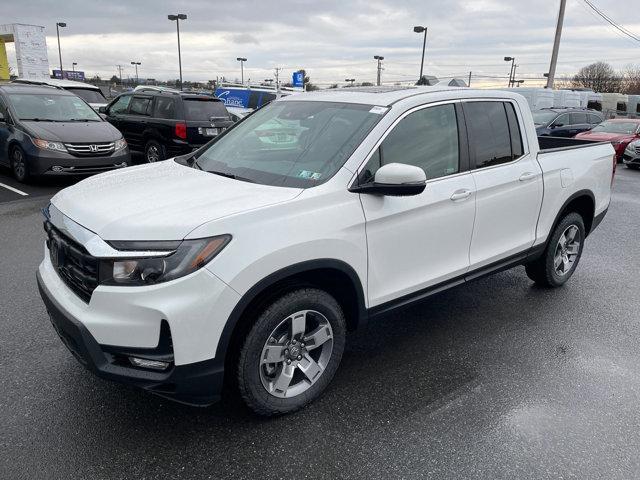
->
622, 65, 640, 95
571, 62, 622, 93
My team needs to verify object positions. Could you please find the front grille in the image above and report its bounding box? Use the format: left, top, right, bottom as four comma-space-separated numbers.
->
65, 142, 115, 157
44, 221, 99, 303
635, 145, 640, 155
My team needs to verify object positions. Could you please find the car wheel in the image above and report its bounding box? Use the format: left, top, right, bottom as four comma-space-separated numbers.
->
10, 145, 29, 183
525, 212, 585, 288
144, 140, 166, 163
237, 288, 346, 416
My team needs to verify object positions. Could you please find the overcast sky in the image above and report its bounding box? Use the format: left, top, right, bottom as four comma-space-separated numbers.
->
4, 0, 640, 87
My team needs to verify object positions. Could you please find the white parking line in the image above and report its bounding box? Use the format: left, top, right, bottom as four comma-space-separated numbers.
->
0, 182, 29, 196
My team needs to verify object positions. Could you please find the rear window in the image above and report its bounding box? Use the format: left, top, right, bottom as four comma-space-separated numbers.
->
571, 112, 588, 124
66, 88, 107, 104
183, 99, 229, 120
154, 97, 177, 119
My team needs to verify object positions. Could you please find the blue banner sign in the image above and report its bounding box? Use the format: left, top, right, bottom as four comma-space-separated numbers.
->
292, 71, 304, 88
215, 87, 251, 108
52, 69, 86, 81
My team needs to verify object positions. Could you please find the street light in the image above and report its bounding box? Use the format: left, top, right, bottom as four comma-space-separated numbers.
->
72, 62, 77, 73
131, 61, 141, 84
345, 78, 355, 87
168, 14, 187, 90
236, 57, 247, 85
374, 55, 384, 86
504, 56, 516, 88
413, 26, 428, 82
56, 22, 66, 78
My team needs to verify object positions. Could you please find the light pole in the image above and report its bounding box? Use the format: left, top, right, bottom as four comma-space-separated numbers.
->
345, 78, 355, 87
131, 61, 141, 85
374, 55, 384, 86
56, 22, 66, 78
413, 26, 428, 82
72, 62, 77, 72
237, 57, 247, 85
168, 14, 187, 90
504, 56, 516, 87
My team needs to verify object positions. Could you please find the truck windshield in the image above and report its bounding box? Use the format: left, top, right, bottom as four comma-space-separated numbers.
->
184, 98, 229, 120
591, 121, 640, 134
193, 101, 384, 188
66, 88, 107, 104
8, 93, 102, 122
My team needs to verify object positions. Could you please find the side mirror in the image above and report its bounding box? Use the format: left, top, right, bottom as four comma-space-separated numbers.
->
350, 163, 427, 196
98, 106, 107, 114
551, 122, 563, 128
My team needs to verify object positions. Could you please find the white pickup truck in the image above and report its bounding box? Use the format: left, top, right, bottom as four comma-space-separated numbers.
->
37, 86, 615, 415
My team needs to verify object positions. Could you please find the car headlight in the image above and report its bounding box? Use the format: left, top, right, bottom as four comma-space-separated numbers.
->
102, 235, 231, 286
114, 138, 127, 151
32, 138, 67, 152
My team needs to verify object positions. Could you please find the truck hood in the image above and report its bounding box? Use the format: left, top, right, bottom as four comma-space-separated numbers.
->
51, 160, 303, 240
23, 120, 122, 143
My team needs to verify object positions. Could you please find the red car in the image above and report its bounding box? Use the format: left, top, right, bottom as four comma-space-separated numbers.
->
576, 118, 640, 162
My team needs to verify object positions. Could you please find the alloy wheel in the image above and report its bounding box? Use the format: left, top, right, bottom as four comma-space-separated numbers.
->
12, 149, 26, 179
554, 224, 581, 276
259, 310, 334, 398
146, 145, 160, 162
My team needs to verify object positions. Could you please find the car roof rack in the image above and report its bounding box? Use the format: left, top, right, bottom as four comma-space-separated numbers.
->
133, 85, 182, 94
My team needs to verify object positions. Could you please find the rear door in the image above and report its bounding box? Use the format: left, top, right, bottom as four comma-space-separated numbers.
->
570, 112, 590, 136
463, 100, 543, 269
120, 95, 153, 149
181, 97, 232, 147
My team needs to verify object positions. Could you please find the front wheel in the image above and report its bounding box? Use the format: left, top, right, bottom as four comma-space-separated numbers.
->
525, 212, 585, 288
10, 145, 29, 183
237, 288, 346, 416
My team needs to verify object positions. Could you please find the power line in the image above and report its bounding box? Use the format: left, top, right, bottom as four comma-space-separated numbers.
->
582, 0, 640, 44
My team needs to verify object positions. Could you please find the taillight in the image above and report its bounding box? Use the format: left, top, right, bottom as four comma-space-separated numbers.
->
175, 122, 187, 140
612, 153, 617, 186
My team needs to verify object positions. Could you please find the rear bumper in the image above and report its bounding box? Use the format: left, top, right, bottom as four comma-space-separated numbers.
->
37, 270, 225, 406
26, 145, 131, 176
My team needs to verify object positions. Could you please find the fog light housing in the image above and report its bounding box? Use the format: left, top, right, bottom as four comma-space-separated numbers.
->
129, 357, 170, 370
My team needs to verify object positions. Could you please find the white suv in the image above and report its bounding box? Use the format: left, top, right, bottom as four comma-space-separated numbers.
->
38, 87, 613, 415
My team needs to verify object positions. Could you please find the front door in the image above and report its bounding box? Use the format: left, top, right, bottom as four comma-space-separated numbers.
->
356, 102, 476, 308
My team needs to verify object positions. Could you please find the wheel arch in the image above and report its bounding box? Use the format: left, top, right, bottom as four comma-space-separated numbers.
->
551, 189, 596, 237
216, 259, 367, 376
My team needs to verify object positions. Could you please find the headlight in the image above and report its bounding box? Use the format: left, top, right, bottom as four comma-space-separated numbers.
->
102, 235, 231, 286
114, 138, 127, 151
32, 138, 67, 152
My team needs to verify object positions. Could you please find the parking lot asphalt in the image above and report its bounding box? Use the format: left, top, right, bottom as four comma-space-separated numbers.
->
1, 166, 640, 480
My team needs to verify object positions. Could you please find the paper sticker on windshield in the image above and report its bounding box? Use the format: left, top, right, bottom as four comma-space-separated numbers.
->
298, 170, 322, 180
369, 106, 388, 115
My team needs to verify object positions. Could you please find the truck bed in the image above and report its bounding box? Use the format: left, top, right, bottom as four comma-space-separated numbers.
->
538, 136, 606, 152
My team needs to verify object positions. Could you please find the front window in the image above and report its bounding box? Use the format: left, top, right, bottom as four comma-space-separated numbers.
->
7, 93, 102, 122
193, 101, 384, 188
591, 121, 640, 134
66, 88, 107, 104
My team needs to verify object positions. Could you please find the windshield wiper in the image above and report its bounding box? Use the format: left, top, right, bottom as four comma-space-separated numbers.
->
21, 118, 59, 122
206, 170, 255, 183
67, 118, 100, 122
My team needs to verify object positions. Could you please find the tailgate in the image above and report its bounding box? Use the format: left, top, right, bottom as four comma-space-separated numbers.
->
183, 97, 233, 145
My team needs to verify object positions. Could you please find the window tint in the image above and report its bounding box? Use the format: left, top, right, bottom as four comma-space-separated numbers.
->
154, 97, 176, 119
248, 92, 260, 109
571, 112, 588, 124
360, 104, 459, 183
108, 95, 131, 115
504, 103, 524, 158
183, 99, 229, 120
588, 114, 602, 125
554, 114, 570, 126
465, 102, 513, 169
129, 96, 152, 116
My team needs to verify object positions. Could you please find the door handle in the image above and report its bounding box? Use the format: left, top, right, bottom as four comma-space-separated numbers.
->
519, 172, 538, 182
450, 189, 472, 201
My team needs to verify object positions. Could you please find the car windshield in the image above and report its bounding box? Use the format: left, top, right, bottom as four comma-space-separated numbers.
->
184, 98, 229, 120
193, 101, 384, 188
532, 111, 558, 125
66, 88, 107, 104
8, 93, 102, 122
591, 121, 640, 134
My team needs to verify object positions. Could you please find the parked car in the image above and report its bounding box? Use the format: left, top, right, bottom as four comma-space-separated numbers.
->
0, 84, 129, 182
100, 87, 234, 163
533, 108, 603, 137
37, 87, 614, 415
622, 140, 640, 169
12, 78, 109, 111
576, 118, 640, 162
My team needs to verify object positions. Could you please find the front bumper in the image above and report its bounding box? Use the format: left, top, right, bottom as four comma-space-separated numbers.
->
622, 153, 640, 166
26, 145, 131, 176
37, 270, 225, 406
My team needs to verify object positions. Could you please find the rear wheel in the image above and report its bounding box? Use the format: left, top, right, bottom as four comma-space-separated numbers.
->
10, 145, 29, 183
144, 140, 166, 163
525, 212, 585, 287
237, 288, 346, 416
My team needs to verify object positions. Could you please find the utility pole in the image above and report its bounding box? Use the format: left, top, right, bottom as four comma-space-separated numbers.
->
468, 71, 472, 87
546, 0, 567, 89
116, 64, 124, 84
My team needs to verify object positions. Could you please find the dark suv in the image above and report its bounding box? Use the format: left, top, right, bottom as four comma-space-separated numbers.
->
100, 87, 233, 162
533, 108, 604, 138
0, 84, 129, 182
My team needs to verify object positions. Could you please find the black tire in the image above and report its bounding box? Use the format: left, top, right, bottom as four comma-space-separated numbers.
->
10, 145, 29, 183
525, 212, 585, 288
237, 288, 346, 416
144, 139, 166, 163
